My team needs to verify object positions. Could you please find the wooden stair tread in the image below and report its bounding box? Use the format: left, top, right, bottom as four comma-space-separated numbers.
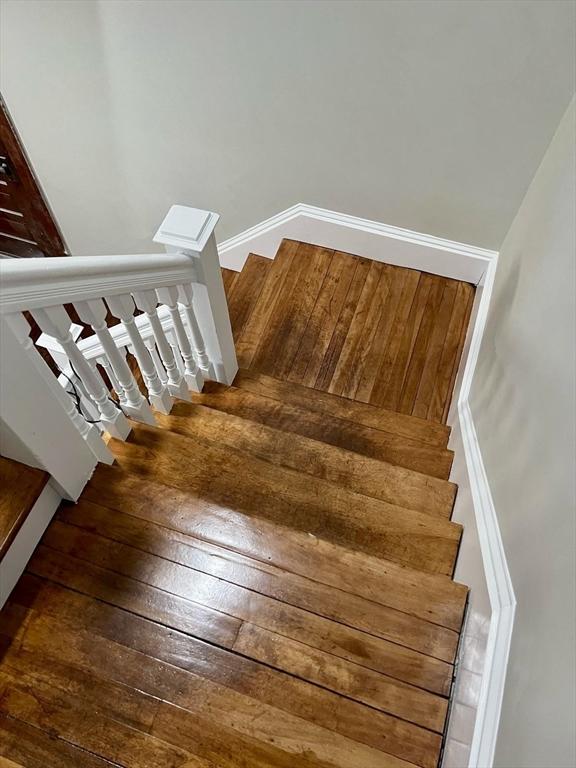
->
85, 464, 468, 631
4, 581, 440, 767
36, 521, 453, 704
234, 368, 451, 448
235, 240, 474, 425
0, 457, 48, 559
107, 423, 462, 576
188, 378, 454, 480
156, 400, 456, 519
58, 498, 461, 662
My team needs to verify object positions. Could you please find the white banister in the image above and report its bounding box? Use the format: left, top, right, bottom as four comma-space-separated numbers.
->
105, 294, 173, 415
154, 206, 238, 385
0, 314, 106, 498
133, 289, 190, 400
157, 285, 204, 392
177, 283, 216, 380
74, 298, 155, 425
0, 204, 238, 497
31, 306, 131, 440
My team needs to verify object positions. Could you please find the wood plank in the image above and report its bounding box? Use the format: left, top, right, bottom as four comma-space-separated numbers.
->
249, 240, 312, 374
0, 673, 206, 768
233, 623, 447, 732
41, 520, 453, 696
398, 276, 447, 415
155, 401, 456, 518
108, 424, 462, 575
328, 260, 389, 398
271, 243, 334, 379
225, 254, 270, 340
236, 239, 300, 368
438, 282, 475, 423
412, 279, 459, 419
314, 255, 372, 390
368, 273, 428, 410
28, 544, 242, 648
59, 499, 460, 662
355, 268, 420, 403
7, 581, 441, 767
191, 381, 454, 479
85, 466, 468, 631
288, 250, 358, 387
221, 267, 239, 298
0, 713, 118, 768
0, 457, 48, 558
233, 368, 451, 448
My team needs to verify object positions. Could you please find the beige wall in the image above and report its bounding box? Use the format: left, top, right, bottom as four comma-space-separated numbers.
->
0, 0, 574, 256
471, 97, 576, 766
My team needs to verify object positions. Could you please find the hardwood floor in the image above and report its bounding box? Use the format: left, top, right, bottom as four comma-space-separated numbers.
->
0, 458, 48, 559
0, 240, 475, 768
226, 241, 475, 424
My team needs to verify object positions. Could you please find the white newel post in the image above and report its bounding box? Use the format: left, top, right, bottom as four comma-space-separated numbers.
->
154, 206, 238, 385
0, 314, 107, 499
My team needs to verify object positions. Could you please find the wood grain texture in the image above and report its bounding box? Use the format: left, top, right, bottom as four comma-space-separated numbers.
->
225, 254, 271, 340
0, 457, 48, 559
3, 586, 435, 767
107, 424, 462, 575
231, 240, 474, 424
84, 467, 468, 633
190, 381, 454, 479
155, 401, 457, 518
233, 368, 450, 447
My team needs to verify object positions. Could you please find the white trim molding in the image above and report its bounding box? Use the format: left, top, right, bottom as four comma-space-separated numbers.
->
445, 254, 517, 767
218, 203, 497, 284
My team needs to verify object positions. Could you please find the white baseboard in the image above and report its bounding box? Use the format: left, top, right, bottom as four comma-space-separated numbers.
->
218, 203, 497, 284
444, 255, 516, 767
0, 480, 62, 608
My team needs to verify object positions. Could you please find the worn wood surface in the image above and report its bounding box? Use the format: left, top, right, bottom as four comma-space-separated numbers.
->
224, 241, 474, 424
0, 457, 48, 559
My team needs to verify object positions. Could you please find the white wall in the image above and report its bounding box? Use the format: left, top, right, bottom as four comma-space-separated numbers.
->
0, 0, 574, 256
470, 97, 576, 767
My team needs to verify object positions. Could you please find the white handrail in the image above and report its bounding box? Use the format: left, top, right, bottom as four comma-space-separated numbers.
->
0, 251, 196, 313
0, 205, 238, 501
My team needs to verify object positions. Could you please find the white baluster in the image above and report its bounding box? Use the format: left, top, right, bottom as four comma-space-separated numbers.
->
133, 289, 190, 400
98, 354, 128, 406
31, 306, 131, 440
59, 364, 114, 464
144, 338, 168, 386
105, 294, 173, 415
157, 286, 204, 392
177, 283, 216, 379
74, 298, 155, 425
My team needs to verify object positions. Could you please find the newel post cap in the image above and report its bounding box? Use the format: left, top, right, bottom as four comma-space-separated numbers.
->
153, 205, 220, 253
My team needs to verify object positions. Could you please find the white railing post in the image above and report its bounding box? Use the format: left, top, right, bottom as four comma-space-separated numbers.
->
0, 314, 106, 499
154, 206, 238, 385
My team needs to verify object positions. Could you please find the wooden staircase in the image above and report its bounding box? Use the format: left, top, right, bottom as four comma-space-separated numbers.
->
0, 240, 474, 768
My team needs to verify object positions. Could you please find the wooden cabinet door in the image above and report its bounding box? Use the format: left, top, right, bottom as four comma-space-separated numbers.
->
0, 98, 66, 257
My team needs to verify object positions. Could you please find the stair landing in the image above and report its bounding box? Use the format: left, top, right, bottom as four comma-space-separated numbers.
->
224, 242, 474, 424
0, 242, 475, 768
